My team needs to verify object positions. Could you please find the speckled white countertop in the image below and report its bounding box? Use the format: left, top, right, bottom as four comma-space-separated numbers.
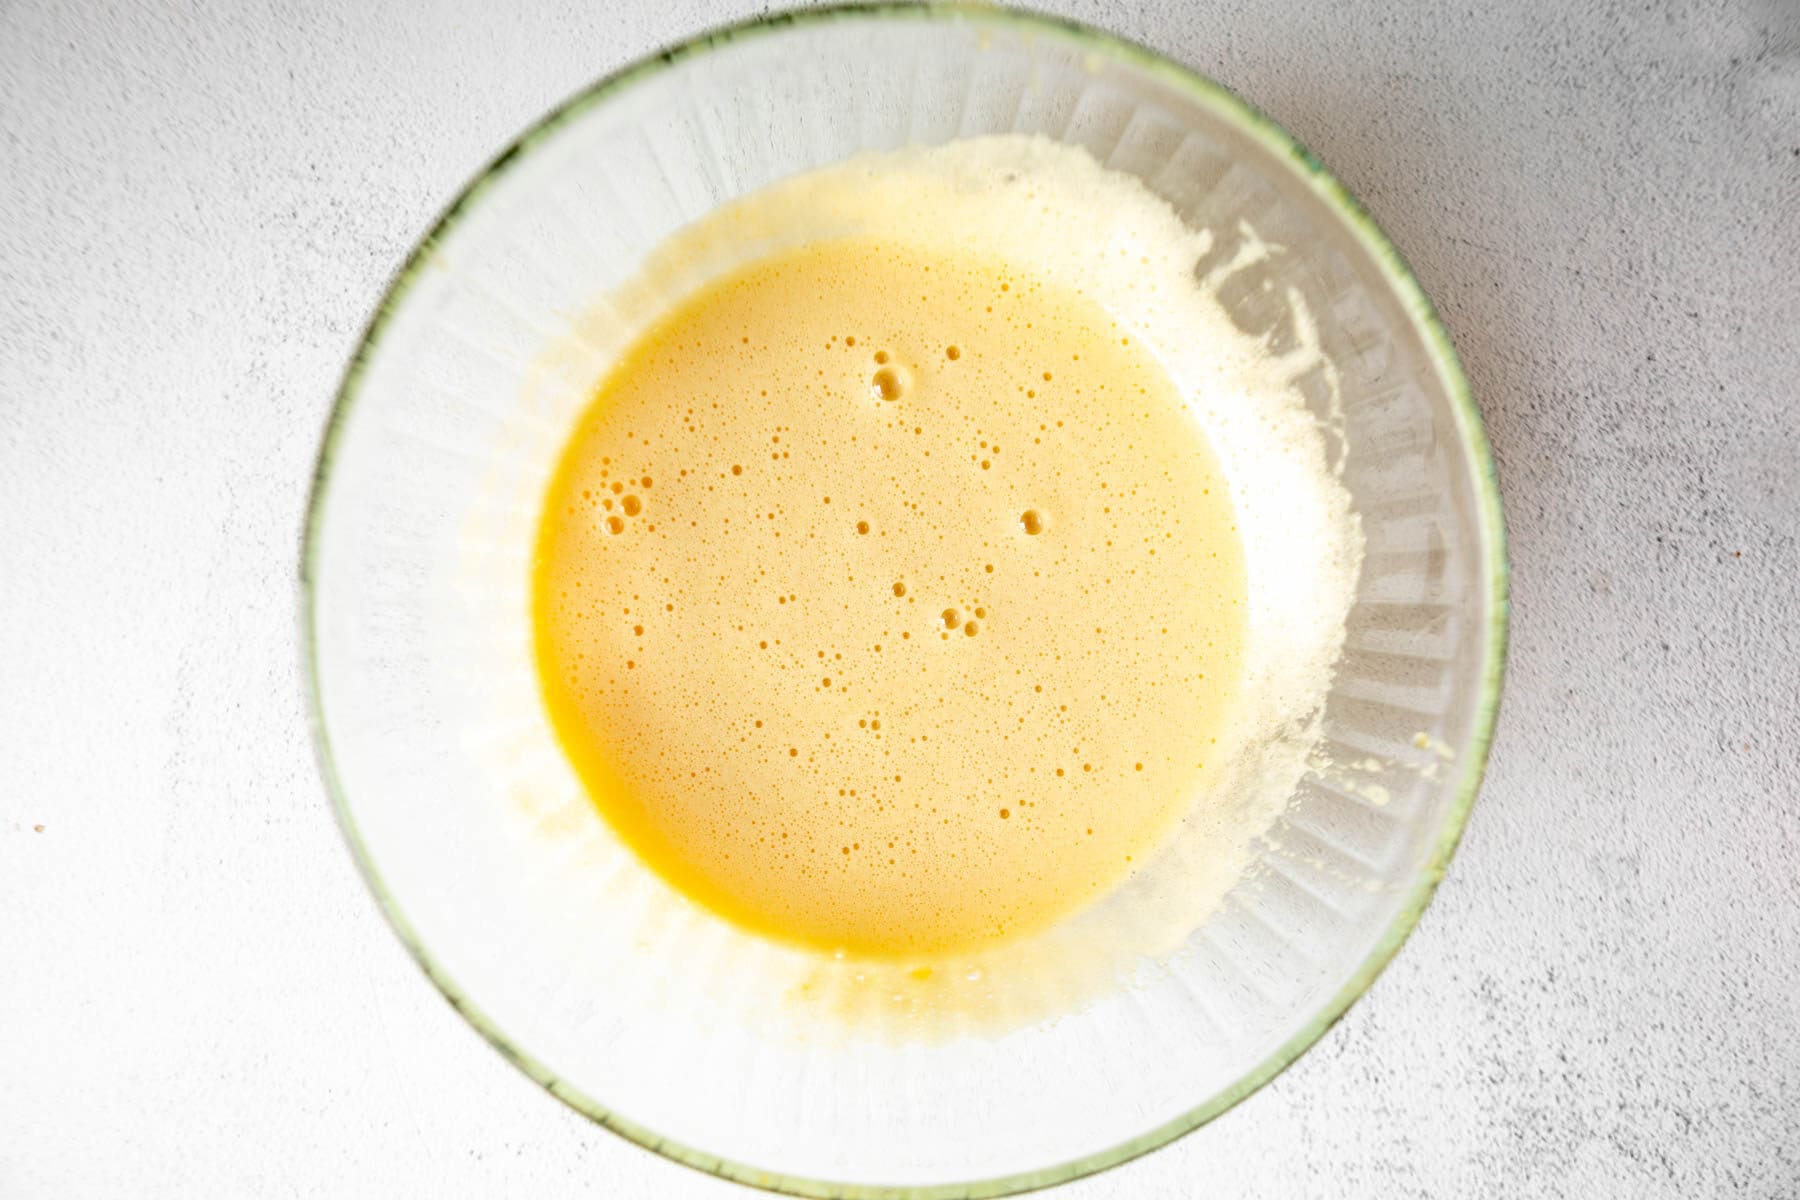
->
3, 0, 1797, 1196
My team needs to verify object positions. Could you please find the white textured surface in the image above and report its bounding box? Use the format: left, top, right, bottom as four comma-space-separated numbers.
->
2, 0, 1796, 1195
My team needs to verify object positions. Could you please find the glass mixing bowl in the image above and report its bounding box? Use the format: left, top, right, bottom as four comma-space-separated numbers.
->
302, 6, 1508, 1195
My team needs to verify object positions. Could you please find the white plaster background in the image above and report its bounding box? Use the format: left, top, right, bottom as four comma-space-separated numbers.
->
2, 0, 1797, 1195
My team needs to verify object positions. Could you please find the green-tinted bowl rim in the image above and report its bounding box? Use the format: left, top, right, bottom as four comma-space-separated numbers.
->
299, 4, 1510, 1196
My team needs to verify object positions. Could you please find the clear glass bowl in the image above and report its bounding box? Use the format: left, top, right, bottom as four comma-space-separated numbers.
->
302, 6, 1507, 1196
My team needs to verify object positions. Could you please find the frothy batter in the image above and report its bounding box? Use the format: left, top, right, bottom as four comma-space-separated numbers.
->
529, 136, 1360, 972
535, 239, 1246, 956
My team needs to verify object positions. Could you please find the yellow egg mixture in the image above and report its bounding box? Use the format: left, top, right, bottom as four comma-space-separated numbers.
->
533, 238, 1248, 958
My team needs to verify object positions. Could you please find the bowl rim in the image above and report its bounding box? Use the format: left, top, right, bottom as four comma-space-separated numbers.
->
300, 4, 1511, 1196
